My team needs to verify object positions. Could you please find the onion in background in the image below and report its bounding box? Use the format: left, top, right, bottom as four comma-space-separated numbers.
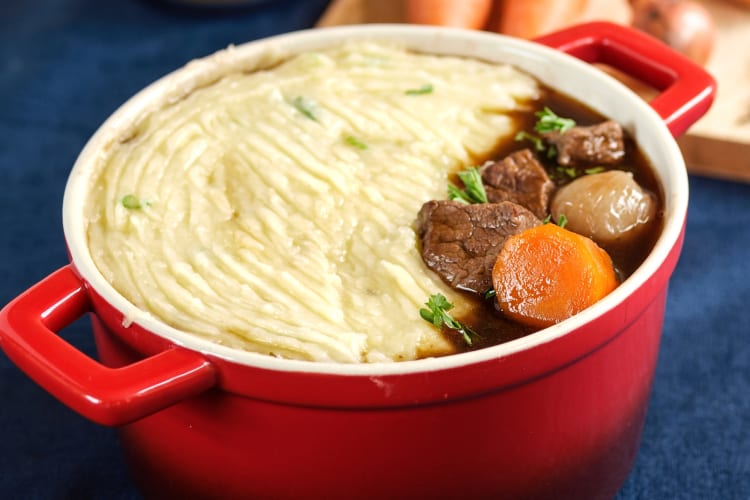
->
630, 0, 716, 65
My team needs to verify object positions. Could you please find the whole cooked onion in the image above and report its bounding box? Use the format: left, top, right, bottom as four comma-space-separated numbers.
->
630, 0, 716, 65
550, 170, 657, 246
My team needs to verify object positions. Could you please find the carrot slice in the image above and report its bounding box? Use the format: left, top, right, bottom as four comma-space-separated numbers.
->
405, 0, 494, 29
492, 223, 618, 328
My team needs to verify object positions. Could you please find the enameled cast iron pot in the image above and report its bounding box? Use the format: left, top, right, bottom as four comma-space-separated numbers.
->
0, 22, 715, 499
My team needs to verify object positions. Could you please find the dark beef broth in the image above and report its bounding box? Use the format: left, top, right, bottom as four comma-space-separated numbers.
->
438, 87, 664, 354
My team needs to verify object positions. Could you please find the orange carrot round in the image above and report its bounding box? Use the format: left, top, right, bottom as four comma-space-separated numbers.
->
405, 0, 494, 29
492, 223, 618, 328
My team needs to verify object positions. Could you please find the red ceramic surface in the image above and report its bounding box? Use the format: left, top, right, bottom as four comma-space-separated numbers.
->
0, 21, 715, 499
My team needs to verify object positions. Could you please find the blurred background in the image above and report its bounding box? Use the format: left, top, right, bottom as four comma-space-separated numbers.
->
0, 0, 748, 498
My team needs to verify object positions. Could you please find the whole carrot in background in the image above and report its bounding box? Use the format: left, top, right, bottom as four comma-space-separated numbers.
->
405, 0, 716, 63
405, 0, 494, 29
405, 0, 589, 37
491, 0, 589, 38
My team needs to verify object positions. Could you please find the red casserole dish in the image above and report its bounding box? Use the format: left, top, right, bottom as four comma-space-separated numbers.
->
0, 22, 714, 499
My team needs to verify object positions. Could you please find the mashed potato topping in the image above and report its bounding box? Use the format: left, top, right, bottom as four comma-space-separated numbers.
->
85, 42, 540, 363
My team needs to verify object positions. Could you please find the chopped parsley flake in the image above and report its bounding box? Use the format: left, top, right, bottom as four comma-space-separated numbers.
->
405, 83, 434, 96
121, 194, 143, 209
543, 213, 568, 229
535, 107, 576, 134
514, 131, 545, 153
585, 166, 606, 175
344, 135, 368, 150
292, 96, 318, 121
448, 167, 488, 204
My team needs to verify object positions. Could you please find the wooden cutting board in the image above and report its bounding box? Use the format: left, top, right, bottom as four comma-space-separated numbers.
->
317, 0, 750, 183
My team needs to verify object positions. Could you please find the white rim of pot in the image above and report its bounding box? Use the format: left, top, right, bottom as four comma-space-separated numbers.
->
62, 24, 688, 376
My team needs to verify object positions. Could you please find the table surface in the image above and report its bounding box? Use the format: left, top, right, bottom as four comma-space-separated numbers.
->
1, 1, 748, 498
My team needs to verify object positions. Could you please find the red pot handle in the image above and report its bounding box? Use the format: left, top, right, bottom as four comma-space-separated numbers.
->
534, 21, 716, 137
0, 266, 217, 426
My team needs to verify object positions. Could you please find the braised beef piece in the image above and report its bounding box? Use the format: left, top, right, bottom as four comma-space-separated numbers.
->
417, 200, 540, 294
544, 120, 625, 166
480, 149, 554, 220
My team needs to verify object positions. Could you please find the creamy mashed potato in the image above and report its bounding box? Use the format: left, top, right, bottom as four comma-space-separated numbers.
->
85, 42, 540, 363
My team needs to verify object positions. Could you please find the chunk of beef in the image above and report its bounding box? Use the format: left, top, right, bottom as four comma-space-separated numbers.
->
544, 120, 625, 166
417, 200, 541, 294
480, 149, 554, 219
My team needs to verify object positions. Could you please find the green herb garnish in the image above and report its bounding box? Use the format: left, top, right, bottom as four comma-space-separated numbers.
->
345, 135, 368, 150
420, 293, 478, 346
552, 166, 605, 181
534, 107, 576, 134
542, 213, 568, 228
484, 289, 497, 300
448, 167, 488, 204
121, 194, 143, 210
550, 166, 579, 181
515, 108, 576, 159
405, 83, 434, 96
292, 96, 318, 121
514, 131, 545, 153
584, 166, 606, 175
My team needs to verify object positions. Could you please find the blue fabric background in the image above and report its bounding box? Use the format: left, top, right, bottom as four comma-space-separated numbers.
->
0, 1, 748, 498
